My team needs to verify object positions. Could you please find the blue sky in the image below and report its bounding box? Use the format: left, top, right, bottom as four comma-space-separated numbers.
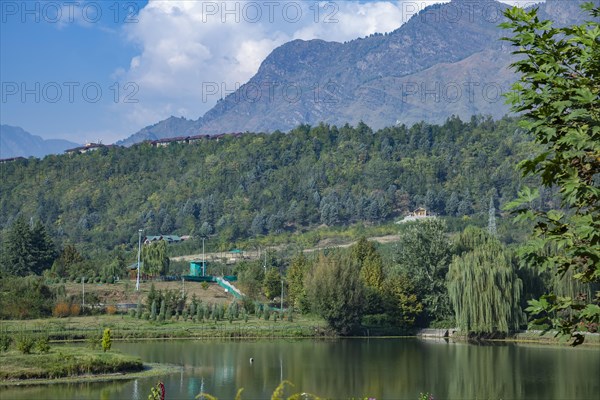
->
1, 0, 533, 144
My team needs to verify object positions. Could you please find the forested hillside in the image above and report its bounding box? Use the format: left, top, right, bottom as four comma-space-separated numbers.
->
0, 116, 551, 252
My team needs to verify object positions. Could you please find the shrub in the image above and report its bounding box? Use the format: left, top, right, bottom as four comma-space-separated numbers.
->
201, 282, 209, 290
35, 336, 51, 354
15, 334, 35, 354
70, 303, 81, 316
87, 335, 101, 350
0, 333, 12, 352
106, 305, 117, 315
128, 309, 136, 317
53, 302, 70, 318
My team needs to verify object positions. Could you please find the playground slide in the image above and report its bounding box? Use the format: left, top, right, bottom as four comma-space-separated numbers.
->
215, 277, 244, 299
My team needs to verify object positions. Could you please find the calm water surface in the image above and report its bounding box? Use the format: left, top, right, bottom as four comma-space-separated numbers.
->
2, 338, 599, 400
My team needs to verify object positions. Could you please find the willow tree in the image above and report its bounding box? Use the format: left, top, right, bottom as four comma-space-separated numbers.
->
448, 228, 525, 335
142, 240, 169, 276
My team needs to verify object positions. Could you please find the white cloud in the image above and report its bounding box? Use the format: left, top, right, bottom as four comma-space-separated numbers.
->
114, 0, 545, 131
115, 1, 434, 129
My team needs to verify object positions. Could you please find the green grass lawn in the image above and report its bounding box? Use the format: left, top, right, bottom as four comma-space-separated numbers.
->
0, 313, 331, 341
0, 347, 143, 381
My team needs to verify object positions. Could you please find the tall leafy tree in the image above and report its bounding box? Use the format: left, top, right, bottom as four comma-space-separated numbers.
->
305, 251, 365, 334
286, 253, 310, 311
382, 274, 423, 329
263, 267, 282, 300
352, 237, 384, 291
448, 227, 525, 335
502, 3, 600, 344
395, 219, 452, 323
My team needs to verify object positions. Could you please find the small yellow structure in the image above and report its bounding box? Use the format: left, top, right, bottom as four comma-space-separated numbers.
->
397, 207, 434, 223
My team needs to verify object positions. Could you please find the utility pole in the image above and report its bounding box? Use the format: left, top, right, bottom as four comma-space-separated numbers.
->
263, 250, 267, 275
202, 236, 206, 276
136, 228, 143, 291
281, 279, 284, 311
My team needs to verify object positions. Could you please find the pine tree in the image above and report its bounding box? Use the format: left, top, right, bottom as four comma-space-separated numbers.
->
159, 299, 166, 321
29, 220, 57, 275
136, 298, 143, 319
196, 304, 203, 322
1, 216, 33, 276
1, 216, 56, 276
445, 192, 460, 216
101, 328, 112, 352
487, 196, 497, 236
150, 300, 157, 320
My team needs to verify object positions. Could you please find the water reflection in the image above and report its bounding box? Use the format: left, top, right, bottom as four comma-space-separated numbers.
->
2, 339, 598, 400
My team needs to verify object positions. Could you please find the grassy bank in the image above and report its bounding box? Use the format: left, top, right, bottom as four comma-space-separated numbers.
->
0, 314, 333, 342
0, 347, 143, 382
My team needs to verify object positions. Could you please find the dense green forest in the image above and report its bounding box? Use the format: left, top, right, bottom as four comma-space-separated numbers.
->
0, 116, 594, 335
0, 115, 553, 254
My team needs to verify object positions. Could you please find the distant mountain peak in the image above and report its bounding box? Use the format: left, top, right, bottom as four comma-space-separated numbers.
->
0, 125, 80, 159
117, 0, 587, 145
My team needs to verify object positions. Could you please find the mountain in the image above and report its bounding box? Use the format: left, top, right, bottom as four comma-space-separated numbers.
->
118, 0, 590, 144
115, 116, 202, 147
0, 125, 80, 159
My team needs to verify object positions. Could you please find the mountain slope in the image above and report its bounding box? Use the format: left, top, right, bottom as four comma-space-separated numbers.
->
115, 116, 202, 147
0, 125, 79, 159
119, 0, 590, 143
1, 117, 534, 251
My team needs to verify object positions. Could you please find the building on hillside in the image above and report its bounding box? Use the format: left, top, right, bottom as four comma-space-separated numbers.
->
187, 135, 210, 144
397, 207, 435, 223
0, 156, 26, 164
151, 136, 190, 147
143, 235, 185, 244
65, 143, 112, 155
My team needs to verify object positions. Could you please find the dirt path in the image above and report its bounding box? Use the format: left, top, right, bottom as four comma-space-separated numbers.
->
170, 234, 400, 262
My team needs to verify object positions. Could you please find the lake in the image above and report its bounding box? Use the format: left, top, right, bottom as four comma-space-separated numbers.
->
2, 338, 599, 399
